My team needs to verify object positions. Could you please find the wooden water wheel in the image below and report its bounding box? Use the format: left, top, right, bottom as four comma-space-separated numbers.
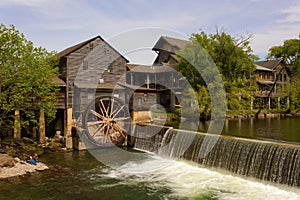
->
82, 96, 131, 146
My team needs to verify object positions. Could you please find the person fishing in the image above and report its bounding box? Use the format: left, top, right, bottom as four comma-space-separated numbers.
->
27, 153, 39, 165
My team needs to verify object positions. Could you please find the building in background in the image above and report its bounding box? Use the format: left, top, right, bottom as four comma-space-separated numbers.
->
254, 59, 291, 109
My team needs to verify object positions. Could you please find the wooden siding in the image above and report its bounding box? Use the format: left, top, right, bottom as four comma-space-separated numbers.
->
56, 87, 66, 109
58, 57, 67, 82
154, 50, 172, 64
59, 37, 127, 111
73, 88, 114, 116
130, 92, 158, 111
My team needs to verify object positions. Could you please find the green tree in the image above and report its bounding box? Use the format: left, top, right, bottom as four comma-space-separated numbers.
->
177, 29, 258, 114
0, 24, 59, 139
268, 35, 300, 111
268, 35, 300, 75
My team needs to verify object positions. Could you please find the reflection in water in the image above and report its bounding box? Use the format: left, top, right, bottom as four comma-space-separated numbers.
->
193, 117, 300, 143
1, 118, 300, 199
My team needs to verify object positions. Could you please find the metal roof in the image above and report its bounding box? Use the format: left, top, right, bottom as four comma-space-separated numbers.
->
255, 59, 282, 70
57, 36, 129, 62
152, 36, 189, 52
129, 65, 174, 73
74, 82, 124, 90
255, 64, 274, 72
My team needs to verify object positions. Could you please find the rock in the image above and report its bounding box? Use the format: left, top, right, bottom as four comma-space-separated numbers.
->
0, 160, 49, 179
0, 154, 17, 168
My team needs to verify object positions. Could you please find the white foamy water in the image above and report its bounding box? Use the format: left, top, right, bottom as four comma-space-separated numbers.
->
99, 154, 300, 200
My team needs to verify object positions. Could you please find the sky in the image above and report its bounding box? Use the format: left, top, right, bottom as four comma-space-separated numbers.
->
1, 0, 300, 64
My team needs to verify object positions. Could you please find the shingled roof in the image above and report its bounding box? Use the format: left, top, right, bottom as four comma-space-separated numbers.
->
255, 59, 283, 70
57, 35, 129, 62
152, 36, 189, 52
52, 76, 66, 86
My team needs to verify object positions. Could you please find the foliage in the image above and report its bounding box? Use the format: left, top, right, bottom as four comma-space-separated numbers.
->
268, 35, 300, 75
0, 24, 59, 136
180, 86, 211, 120
177, 29, 258, 116
288, 76, 300, 112
268, 35, 300, 111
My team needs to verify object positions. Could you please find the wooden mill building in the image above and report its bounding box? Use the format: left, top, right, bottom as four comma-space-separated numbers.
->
53, 36, 128, 148
121, 64, 181, 122
49, 35, 292, 149
50, 36, 187, 148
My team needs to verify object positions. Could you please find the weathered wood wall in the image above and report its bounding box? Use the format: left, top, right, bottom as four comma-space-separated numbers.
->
59, 37, 127, 115
130, 91, 158, 111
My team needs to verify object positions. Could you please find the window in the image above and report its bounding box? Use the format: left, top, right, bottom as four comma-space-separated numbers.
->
88, 93, 94, 100
99, 78, 104, 83
89, 43, 94, 49
83, 60, 88, 70
107, 64, 113, 73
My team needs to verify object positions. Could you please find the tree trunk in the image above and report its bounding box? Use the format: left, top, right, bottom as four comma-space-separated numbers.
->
13, 110, 21, 139
39, 108, 46, 143
32, 127, 37, 139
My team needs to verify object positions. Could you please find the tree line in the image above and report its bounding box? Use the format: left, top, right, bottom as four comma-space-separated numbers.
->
0, 24, 59, 141
177, 29, 300, 119
0, 23, 300, 140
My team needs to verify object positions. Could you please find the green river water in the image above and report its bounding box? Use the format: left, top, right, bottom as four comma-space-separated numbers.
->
0, 117, 300, 200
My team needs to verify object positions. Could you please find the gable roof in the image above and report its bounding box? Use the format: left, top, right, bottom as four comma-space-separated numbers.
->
152, 36, 189, 52
57, 35, 129, 62
255, 64, 274, 72
255, 59, 283, 70
52, 76, 66, 86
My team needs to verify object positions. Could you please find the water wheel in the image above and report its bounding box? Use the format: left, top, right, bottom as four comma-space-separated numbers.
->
82, 96, 131, 146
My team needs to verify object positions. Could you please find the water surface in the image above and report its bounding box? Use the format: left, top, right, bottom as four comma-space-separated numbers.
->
0, 151, 299, 200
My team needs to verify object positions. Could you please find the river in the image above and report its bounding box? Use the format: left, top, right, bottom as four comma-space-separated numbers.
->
1, 117, 300, 199
0, 150, 299, 200
198, 116, 300, 144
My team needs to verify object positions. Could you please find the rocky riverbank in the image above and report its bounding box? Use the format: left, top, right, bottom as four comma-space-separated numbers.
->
0, 135, 68, 179
0, 153, 48, 179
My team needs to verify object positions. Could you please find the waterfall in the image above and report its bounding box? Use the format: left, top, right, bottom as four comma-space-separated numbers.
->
133, 127, 300, 187
132, 124, 170, 153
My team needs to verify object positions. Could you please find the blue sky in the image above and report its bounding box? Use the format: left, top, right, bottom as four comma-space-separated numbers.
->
1, 0, 300, 64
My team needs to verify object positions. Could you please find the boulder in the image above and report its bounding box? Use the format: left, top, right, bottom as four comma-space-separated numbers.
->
0, 154, 17, 168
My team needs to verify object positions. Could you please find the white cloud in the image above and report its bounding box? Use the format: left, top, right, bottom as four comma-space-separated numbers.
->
0, 0, 46, 7
251, 24, 300, 59
2, 0, 299, 62
277, 6, 300, 23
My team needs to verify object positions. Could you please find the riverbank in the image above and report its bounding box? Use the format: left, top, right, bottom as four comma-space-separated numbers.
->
0, 135, 68, 179
226, 110, 300, 119
0, 153, 48, 179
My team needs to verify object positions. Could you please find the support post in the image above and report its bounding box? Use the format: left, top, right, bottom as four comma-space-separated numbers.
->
65, 108, 74, 149
39, 108, 46, 143
147, 74, 149, 89
32, 127, 37, 139
13, 110, 21, 139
